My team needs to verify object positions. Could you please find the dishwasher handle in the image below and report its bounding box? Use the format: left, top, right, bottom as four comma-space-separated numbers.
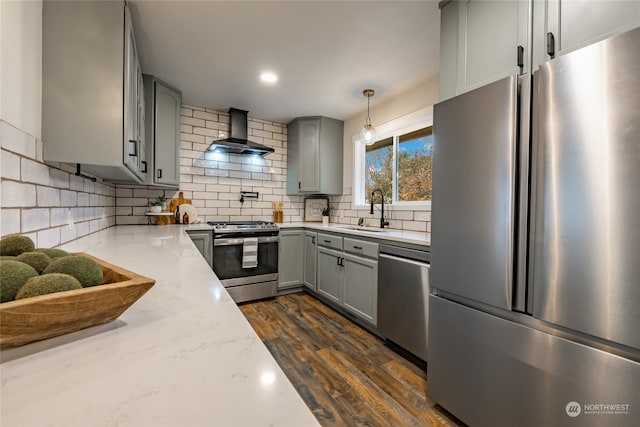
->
379, 244, 430, 263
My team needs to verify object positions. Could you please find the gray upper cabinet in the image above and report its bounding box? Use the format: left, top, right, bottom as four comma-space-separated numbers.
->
143, 76, 182, 187
440, 0, 639, 101
439, 0, 530, 101
42, 1, 146, 183
532, 0, 640, 70
287, 117, 344, 195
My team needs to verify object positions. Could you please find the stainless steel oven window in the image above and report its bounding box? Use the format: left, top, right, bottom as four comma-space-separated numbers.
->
212, 236, 278, 281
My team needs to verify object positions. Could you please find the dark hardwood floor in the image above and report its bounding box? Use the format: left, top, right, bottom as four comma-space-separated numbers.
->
239, 292, 463, 427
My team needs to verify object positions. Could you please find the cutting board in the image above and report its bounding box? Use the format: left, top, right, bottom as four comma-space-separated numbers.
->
152, 192, 192, 225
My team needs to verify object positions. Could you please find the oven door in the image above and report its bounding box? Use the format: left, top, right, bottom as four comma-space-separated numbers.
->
212, 235, 279, 287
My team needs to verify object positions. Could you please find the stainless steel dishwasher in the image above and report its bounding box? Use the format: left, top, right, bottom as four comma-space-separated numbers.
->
378, 244, 430, 361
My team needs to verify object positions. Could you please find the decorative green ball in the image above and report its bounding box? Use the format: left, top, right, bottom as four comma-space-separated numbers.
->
0, 260, 39, 302
16, 273, 82, 300
16, 251, 52, 274
43, 255, 103, 287
34, 248, 71, 258
0, 235, 36, 256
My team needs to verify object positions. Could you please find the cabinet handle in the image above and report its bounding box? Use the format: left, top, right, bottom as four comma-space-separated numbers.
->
517, 45, 524, 71
324, 240, 331, 243
298, 181, 301, 189
157, 169, 163, 179
336, 256, 341, 266
353, 246, 363, 250
546, 32, 555, 59
340, 257, 345, 266
128, 140, 137, 156
141, 160, 147, 173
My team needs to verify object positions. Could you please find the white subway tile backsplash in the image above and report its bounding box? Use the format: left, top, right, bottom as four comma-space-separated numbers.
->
21, 158, 50, 185
22, 208, 50, 232
77, 193, 90, 206
1, 209, 21, 235
36, 186, 61, 207
1, 149, 21, 179
69, 175, 84, 191
49, 168, 69, 189
1, 121, 37, 158
50, 208, 68, 227
2, 180, 36, 207
60, 190, 77, 207
37, 227, 61, 248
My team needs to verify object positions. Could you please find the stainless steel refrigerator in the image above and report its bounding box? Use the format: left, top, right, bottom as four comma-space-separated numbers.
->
428, 27, 640, 427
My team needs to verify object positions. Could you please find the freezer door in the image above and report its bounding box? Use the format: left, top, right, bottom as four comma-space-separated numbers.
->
531, 27, 640, 350
431, 76, 519, 310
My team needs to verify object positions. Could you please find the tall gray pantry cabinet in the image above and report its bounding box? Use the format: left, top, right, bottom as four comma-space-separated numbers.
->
42, 1, 146, 183
286, 117, 344, 195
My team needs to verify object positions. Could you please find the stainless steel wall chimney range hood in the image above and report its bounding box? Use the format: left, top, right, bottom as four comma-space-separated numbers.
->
207, 108, 275, 156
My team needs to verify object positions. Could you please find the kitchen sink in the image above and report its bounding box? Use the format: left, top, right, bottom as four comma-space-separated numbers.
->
337, 226, 387, 233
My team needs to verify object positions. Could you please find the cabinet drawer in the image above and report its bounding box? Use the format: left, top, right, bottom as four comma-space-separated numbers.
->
317, 233, 343, 251
344, 238, 379, 259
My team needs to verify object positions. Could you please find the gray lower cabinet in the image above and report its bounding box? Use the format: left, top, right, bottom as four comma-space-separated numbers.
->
342, 253, 378, 326
315, 234, 379, 326
186, 230, 212, 268
316, 246, 343, 304
278, 230, 304, 289
143, 75, 182, 187
303, 231, 317, 291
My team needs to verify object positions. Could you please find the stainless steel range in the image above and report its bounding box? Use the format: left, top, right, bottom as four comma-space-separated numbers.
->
208, 221, 279, 303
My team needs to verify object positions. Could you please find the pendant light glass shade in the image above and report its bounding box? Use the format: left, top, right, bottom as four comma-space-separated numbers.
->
360, 89, 377, 145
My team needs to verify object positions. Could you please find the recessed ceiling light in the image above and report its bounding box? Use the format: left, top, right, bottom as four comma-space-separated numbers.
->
260, 72, 278, 83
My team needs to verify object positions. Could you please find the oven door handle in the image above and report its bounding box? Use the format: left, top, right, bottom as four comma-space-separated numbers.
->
214, 236, 280, 246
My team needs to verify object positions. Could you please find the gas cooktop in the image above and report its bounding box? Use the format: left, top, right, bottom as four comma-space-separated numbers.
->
207, 221, 279, 232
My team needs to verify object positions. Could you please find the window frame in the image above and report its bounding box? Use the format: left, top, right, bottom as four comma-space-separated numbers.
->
353, 106, 433, 210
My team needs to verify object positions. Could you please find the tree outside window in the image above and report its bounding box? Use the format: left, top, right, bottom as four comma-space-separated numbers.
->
364, 126, 432, 204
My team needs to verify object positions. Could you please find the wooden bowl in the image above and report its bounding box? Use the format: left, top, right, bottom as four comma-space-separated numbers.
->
0, 253, 155, 349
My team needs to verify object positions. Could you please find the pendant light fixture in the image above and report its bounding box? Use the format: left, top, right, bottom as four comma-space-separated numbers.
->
360, 89, 377, 145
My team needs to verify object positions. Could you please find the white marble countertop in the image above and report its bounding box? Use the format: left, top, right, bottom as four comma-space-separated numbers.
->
280, 222, 430, 247
0, 226, 319, 427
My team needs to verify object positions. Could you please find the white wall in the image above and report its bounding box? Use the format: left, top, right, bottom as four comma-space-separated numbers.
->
0, 0, 116, 246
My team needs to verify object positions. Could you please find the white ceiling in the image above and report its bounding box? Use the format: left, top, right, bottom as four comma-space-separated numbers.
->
129, 1, 441, 124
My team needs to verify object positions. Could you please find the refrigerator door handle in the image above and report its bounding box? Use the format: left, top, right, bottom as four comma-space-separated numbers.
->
513, 74, 532, 313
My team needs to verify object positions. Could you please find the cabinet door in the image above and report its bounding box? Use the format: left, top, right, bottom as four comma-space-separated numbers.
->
298, 118, 320, 192
136, 58, 146, 175
278, 231, 304, 289
303, 231, 317, 291
343, 253, 378, 326
440, 0, 529, 100
534, 0, 640, 69
461, 0, 529, 92
186, 231, 212, 268
123, 6, 142, 177
317, 246, 343, 304
154, 81, 181, 186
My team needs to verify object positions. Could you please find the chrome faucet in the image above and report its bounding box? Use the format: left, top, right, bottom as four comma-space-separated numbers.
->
370, 189, 390, 229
